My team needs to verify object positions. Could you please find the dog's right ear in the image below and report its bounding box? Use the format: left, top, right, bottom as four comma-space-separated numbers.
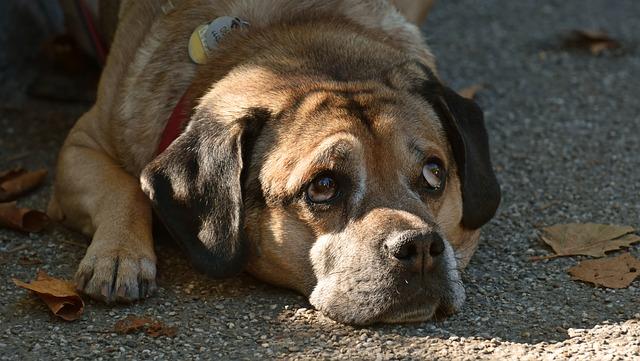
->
140, 107, 268, 278
419, 80, 501, 230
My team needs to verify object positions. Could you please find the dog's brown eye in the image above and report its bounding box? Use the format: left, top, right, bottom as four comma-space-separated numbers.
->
307, 174, 339, 203
422, 159, 445, 192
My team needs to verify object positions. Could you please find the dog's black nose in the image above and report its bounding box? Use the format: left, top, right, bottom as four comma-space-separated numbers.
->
385, 231, 445, 272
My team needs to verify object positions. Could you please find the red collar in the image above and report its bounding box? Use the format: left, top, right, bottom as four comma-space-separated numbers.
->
156, 16, 251, 155
156, 92, 191, 155
156, 15, 251, 155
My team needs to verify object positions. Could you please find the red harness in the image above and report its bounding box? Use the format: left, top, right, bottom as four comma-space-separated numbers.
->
155, 92, 191, 155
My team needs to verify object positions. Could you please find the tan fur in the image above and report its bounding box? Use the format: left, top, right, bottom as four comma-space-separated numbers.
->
50, 0, 487, 323
392, 0, 435, 25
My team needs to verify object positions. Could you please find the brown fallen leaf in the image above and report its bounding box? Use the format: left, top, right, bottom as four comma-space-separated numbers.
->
114, 315, 152, 334
13, 271, 84, 321
458, 84, 484, 99
0, 202, 49, 232
563, 29, 621, 55
541, 223, 639, 258
0, 168, 48, 202
568, 253, 640, 288
146, 321, 178, 338
114, 315, 177, 337
18, 255, 43, 266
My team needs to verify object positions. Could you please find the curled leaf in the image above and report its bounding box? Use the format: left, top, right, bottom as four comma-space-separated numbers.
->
568, 253, 640, 288
0, 202, 50, 232
0, 168, 48, 201
563, 29, 621, 55
13, 271, 84, 321
541, 223, 638, 257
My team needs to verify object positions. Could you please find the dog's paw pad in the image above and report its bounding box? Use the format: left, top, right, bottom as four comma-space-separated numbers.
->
75, 252, 157, 303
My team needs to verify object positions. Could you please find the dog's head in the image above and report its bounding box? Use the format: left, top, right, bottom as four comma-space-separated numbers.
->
141, 51, 500, 324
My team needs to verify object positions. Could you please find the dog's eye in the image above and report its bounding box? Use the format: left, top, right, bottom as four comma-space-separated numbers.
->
307, 173, 339, 203
422, 159, 445, 192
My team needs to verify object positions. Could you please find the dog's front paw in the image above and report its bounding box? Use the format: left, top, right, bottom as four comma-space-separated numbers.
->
75, 248, 157, 303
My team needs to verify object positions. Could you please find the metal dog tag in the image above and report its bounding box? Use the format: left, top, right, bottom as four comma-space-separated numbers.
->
188, 16, 249, 64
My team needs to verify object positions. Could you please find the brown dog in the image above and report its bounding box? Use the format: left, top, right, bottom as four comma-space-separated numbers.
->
48, 0, 500, 325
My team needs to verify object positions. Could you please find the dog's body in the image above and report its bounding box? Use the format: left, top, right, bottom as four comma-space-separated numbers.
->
49, 0, 500, 324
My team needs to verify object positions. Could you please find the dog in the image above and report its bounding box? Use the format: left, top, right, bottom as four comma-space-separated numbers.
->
48, 0, 500, 325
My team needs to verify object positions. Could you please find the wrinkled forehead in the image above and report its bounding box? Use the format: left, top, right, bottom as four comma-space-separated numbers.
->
287, 81, 445, 138
260, 83, 449, 198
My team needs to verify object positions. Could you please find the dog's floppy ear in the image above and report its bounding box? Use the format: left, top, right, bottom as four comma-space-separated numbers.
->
140, 107, 268, 277
421, 81, 501, 229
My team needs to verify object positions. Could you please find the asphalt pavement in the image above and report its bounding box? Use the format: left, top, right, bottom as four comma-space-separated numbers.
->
1, 0, 639, 359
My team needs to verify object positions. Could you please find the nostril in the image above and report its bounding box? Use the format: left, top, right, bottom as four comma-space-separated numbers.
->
429, 234, 445, 257
395, 242, 418, 260
385, 231, 445, 265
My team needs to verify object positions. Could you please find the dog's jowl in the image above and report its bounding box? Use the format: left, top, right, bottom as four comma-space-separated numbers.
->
49, 0, 500, 325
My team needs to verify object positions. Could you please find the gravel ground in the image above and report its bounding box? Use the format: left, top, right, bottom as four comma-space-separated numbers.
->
1, 0, 640, 360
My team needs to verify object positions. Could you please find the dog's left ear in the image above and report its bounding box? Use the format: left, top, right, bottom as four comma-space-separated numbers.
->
421, 81, 501, 229
140, 107, 267, 277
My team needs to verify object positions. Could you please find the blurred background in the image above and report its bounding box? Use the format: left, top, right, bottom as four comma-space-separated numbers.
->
0, 0, 121, 106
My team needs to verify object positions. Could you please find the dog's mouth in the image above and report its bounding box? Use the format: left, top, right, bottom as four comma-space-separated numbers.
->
371, 263, 467, 324
376, 290, 462, 324
379, 305, 437, 324
310, 276, 465, 325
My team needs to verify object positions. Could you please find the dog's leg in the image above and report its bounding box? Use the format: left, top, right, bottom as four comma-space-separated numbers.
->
49, 108, 156, 302
392, 0, 435, 25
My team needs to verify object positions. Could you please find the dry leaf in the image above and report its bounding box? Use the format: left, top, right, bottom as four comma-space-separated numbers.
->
114, 316, 153, 334
568, 253, 640, 288
13, 271, 84, 321
458, 84, 484, 99
18, 256, 43, 266
0, 202, 49, 232
114, 315, 177, 337
541, 223, 639, 257
563, 29, 621, 55
0, 168, 48, 202
146, 322, 178, 338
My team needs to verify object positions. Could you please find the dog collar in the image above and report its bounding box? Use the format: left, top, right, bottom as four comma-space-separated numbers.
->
156, 16, 249, 155
156, 92, 190, 155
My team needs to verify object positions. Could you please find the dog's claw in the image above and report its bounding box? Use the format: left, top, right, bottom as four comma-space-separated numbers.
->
115, 285, 131, 303
74, 270, 91, 291
138, 279, 156, 300
101, 284, 112, 302
138, 282, 147, 300
75, 249, 157, 303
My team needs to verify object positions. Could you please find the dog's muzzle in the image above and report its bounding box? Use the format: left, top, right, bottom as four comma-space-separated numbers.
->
309, 228, 465, 325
